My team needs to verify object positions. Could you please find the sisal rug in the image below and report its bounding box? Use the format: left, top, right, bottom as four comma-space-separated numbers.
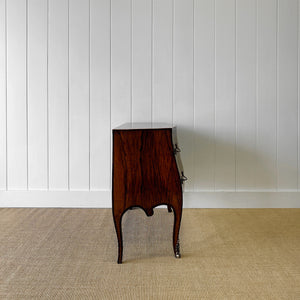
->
0, 208, 299, 299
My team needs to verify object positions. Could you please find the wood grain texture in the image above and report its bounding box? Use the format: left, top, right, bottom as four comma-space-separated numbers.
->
112, 126, 182, 263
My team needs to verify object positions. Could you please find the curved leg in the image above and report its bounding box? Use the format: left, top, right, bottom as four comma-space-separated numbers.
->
113, 213, 123, 264
172, 204, 182, 259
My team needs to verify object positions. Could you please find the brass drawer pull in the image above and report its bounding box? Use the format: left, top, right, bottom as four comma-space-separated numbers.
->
180, 172, 187, 184
174, 144, 181, 154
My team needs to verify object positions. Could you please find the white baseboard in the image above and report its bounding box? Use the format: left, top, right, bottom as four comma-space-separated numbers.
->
0, 191, 299, 208
0, 191, 111, 208
183, 191, 300, 208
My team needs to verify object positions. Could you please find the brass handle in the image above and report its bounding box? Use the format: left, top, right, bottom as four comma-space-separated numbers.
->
174, 144, 181, 154
180, 172, 187, 184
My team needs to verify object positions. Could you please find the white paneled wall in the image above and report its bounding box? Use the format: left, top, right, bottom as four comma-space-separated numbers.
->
48, 0, 69, 190
0, 0, 300, 207
28, 0, 48, 190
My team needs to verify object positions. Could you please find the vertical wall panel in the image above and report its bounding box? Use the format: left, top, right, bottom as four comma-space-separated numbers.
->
215, 0, 236, 190
69, 0, 90, 189
111, 0, 132, 128
236, 0, 256, 190
0, 0, 6, 189
90, 0, 111, 190
6, 0, 27, 190
48, 0, 69, 190
194, 0, 215, 190
152, 0, 173, 124
257, 0, 277, 190
173, 0, 194, 190
277, 0, 298, 189
132, 0, 152, 123
27, 0, 48, 189
299, 0, 300, 191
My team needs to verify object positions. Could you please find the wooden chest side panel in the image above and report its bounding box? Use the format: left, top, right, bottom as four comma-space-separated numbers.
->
112, 128, 182, 215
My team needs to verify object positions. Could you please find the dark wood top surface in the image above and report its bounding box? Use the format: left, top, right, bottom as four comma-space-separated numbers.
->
113, 122, 174, 130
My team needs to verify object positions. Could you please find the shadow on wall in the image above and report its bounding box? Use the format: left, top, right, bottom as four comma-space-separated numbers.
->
174, 127, 277, 190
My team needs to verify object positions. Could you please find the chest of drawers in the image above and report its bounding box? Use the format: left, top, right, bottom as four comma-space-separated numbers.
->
112, 123, 184, 263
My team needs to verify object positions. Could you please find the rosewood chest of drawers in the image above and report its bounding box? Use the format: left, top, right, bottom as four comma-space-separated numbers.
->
112, 123, 185, 263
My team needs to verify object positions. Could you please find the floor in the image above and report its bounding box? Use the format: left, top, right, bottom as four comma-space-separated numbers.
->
0, 208, 299, 299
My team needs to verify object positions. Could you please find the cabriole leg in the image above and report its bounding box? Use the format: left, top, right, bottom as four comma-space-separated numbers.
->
172, 205, 182, 259
113, 213, 123, 264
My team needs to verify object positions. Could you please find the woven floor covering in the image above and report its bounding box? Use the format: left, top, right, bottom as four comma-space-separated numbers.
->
0, 208, 299, 299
